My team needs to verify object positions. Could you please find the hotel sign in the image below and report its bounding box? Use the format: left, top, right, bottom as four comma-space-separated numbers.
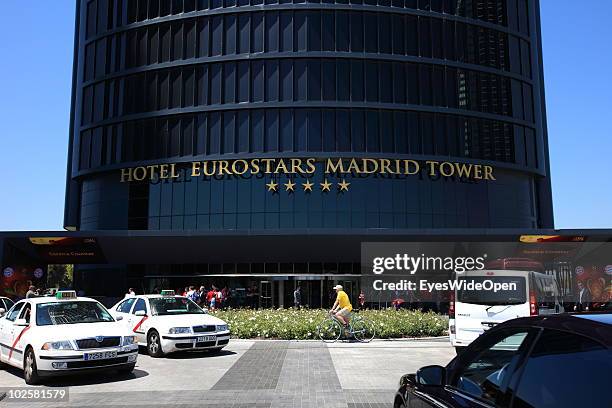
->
120, 158, 496, 192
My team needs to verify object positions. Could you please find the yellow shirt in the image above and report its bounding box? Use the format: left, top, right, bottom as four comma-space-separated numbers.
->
336, 290, 352, 311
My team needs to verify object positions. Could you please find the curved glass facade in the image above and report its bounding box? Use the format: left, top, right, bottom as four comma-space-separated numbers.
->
66, 0, 553, 231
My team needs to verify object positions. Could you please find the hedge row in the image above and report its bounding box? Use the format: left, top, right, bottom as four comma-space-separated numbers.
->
212, 308, 447, 340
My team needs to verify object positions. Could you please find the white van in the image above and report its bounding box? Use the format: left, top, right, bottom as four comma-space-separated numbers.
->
449, 269, 563, 352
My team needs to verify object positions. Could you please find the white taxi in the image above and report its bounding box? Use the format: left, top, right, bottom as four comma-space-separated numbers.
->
110, 291, 230, 357
0, 291, 138, 384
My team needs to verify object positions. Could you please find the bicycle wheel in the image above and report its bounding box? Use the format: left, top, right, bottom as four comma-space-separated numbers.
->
351, 317, 376, 342
318, 318, 343, 343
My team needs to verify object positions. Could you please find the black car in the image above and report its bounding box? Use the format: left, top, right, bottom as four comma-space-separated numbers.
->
395, 313, 612, 408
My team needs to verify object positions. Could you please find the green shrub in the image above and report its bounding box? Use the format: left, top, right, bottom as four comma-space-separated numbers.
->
212, 308, 447, 340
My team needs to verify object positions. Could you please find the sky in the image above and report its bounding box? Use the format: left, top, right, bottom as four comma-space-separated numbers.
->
0, 1, 610, 231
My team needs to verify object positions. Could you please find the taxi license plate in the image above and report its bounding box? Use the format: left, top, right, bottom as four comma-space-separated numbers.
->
83, 351, 117, 361
196, 336, 215, 342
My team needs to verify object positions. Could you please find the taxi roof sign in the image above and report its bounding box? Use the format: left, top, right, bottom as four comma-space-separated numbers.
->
56, 290, 77, 299
160, 290, 175, 296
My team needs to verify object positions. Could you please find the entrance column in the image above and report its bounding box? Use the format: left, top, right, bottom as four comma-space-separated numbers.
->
278, 280, 284, 308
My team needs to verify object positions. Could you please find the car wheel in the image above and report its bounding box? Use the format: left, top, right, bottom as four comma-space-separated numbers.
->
117, 363, 136, 374
24, 347, 40, 385
147, 330, 164, 357
455, 346, 465, 354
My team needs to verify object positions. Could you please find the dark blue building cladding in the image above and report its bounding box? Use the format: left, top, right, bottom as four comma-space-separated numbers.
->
65, 0, 554, 231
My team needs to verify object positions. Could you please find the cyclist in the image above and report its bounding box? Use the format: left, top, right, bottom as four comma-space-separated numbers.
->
330, 285, 352, 327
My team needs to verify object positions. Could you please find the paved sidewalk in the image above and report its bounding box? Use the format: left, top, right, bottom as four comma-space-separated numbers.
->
0, 339, 455, 408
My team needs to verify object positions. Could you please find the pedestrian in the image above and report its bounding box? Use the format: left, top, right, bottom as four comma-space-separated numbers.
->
293, 285, 302, 309
209, 292, 217, 311
206, 287, 216, 308
187, 285, 200, 303
574, 280, 592, 312
124, 288, 135, 298
26, 285, 37, 299
216, 288, 224, 309
221, 286, 230, 308
358, 290, 366, 308
182, 286, 189, 297
198, 286, 207, 306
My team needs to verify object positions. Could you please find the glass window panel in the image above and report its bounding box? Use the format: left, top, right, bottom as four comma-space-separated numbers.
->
251, 60, 264, 102
380, 62, 392, 103
365, 61, 378, 102
392, 15, 405, 55
394, 111, 407, 154
380, 111, 393, 152
307, 109, 322, 151
307, 60, 321, 101
209, 112, 221, 154
198, 17, 210, 57
323, 110, 336, 151
350, 60, 364, 102
419, 65, 432, 105
295, 110, 307, 151
266, 12, 279, 52
225, 15, 237, 55
336, 11, 349, 52
252, 12, 264, 53
307, 11, 321, 51
419, 17, 432, 58
280, 60, 293, 101
322, 12, 334, 51
295, 12, 307, 51
350, 13, 363, 52
351, 109, 365, 151
294, 60, 307, 101
251, 109, 264, 152
279, 109, 293, 152
280, 11, 293, 52
238, 14, 250, 54
223, 112, 235, 153
322, 60, 336, 101
237, 111, 250, 152
210, 63, 222, 104
211, 16, 222, 56
265, 60, 279, 102
366, 110, 380, 152
364, 12, 377, 53
269, 109, 287, 151
224, 62, 236, 104
238, 61, 249, 102
337, 59, 350, 101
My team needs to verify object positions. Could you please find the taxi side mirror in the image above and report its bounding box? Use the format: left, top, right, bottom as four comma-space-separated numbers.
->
134, 310, 146, 317
14, 318, 28, 327
0, 308, 5, 316
115, 315, 124, 321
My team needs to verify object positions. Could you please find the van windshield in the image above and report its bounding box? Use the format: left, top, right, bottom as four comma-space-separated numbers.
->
457, 276, 527, 305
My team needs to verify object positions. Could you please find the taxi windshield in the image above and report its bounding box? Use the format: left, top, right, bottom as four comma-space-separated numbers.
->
149, 297, 204, 316
36, 301, 115, 326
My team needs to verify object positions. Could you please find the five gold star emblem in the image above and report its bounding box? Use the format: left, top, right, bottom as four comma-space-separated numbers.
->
284, 180, 296, 192
266, 181, 278, 192
267, 178, 351, 193
320, 179, 332, 192
302, 180, 314, 192
338, 179, 351, 192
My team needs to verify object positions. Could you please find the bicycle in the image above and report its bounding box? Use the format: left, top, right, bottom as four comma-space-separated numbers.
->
317, 310, 376, 343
